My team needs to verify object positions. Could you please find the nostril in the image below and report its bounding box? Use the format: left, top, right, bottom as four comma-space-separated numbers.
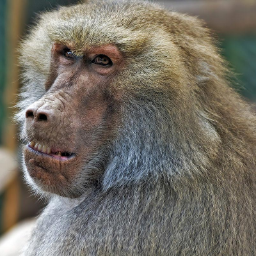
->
37, 113, 48, 121
26, 110, 34, 119
26, 109, 49, 122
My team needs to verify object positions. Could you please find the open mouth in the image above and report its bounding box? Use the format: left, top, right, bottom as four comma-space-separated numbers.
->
28, 141, 75, 160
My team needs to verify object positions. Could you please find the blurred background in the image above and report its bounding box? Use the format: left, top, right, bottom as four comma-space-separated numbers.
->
0, 0, 255, 253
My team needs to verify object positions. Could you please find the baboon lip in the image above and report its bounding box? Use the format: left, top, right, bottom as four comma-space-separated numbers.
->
27, 143, 75, 161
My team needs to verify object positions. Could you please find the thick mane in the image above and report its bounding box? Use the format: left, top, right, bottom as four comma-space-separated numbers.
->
17, 1, 256, 255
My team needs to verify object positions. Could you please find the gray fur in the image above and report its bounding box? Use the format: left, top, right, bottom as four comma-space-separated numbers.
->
17, 1, 256, 255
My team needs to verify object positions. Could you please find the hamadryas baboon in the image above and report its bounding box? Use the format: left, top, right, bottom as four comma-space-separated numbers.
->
16, 0, 256, 255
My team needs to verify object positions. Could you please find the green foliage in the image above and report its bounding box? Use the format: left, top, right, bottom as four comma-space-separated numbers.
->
221, 35, 256, 101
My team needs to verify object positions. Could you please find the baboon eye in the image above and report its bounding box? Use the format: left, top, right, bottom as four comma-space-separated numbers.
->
63, 47, 76, 59
92, 55, 113, 66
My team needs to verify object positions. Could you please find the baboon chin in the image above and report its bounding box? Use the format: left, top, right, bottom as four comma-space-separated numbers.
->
16, 0, 256, 255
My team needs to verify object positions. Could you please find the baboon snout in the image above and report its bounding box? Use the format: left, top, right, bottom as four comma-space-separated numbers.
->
25, 100, 58, 127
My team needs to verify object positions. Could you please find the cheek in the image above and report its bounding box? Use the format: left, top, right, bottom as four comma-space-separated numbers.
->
76, 99, 119, 149
80, 105, 109, 131
74, 90, 117, 136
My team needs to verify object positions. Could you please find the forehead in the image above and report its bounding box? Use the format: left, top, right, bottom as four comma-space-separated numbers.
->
41, 2, 160, 53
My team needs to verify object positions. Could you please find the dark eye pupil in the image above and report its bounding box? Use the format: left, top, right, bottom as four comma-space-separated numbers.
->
93, 55, 112, 66
65, 51, 74, 58
63, 48, 75, 59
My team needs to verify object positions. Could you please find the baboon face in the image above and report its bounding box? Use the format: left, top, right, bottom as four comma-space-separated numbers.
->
23, 42, 124, 197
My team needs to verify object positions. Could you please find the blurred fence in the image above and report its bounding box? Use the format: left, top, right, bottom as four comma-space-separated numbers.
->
0, 0, 7, 146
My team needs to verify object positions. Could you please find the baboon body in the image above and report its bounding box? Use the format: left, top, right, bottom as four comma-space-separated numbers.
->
17, 0, 256, 255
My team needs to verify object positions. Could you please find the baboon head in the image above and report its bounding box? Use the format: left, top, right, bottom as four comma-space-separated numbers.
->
16, 0, 253, 198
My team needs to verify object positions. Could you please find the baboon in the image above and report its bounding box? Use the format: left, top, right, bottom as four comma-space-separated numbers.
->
16, 0, 256, 255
